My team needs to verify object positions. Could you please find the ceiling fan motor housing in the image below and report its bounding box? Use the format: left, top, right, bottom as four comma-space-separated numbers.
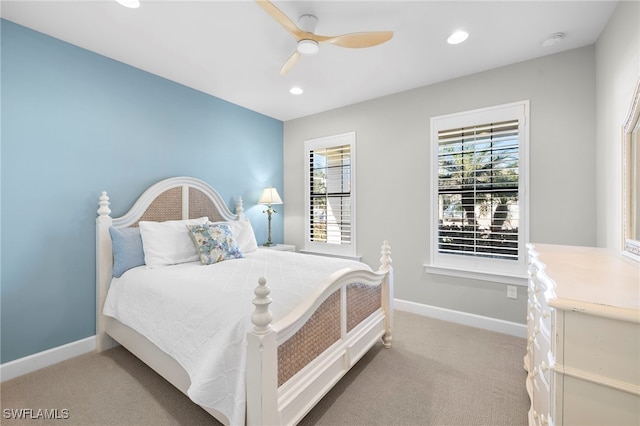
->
298, 14, 318, 32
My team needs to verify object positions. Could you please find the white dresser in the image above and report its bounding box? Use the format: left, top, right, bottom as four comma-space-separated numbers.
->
525, 243, 640, 426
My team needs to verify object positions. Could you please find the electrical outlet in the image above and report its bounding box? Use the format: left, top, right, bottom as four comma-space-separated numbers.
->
507, 285, 518, 299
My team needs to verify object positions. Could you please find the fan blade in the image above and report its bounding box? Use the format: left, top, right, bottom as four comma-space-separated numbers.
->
256, 0, 304, 40
325, 31, 393, 48
280, 51, 301, 75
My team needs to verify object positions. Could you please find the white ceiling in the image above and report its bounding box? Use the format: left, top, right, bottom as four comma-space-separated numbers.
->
1, 0, 618, 121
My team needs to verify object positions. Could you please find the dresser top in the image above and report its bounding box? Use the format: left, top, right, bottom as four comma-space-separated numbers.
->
531, 243, 640, 319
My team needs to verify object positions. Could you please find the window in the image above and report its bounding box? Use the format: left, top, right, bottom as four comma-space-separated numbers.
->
304, 132, 356, 258
428, 101, 529, 281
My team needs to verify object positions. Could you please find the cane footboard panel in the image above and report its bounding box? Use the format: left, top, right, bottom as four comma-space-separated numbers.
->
277, 282, 383, 387
347, 283, 382, 333
277, 291, 342, 386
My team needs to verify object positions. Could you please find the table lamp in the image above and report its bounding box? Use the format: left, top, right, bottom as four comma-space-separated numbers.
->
258, 187, 283, 247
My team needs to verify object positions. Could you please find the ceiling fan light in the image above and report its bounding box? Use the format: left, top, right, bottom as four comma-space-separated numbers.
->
447, 30, 469, 45
115, 0, 140, 8
297, 39, 320, 56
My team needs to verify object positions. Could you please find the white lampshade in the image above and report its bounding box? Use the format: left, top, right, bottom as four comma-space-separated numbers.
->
258, 187, 283, 205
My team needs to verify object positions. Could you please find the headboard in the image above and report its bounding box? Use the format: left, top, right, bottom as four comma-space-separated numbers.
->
95, 176, 244, 350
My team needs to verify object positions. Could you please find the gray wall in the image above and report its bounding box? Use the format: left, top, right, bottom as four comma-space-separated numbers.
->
283, 46, 597, 324
595, 0, 640, 251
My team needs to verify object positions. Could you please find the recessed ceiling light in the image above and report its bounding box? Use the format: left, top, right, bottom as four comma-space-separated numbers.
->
116, 0, 140, 8
541, 32, 565, 47
447, 30, 469, 45
290, 87, 304, 95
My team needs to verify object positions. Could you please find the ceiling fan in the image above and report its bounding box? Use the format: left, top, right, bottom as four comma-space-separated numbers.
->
256, 0, 394, 75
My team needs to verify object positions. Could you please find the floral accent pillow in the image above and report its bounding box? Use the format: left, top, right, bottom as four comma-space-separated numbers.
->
186, 223, 244, 265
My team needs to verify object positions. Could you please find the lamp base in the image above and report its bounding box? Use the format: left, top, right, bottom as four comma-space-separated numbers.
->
263, 242, 275, 247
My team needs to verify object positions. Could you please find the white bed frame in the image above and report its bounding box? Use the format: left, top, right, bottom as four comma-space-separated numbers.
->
96, 176, 393, 426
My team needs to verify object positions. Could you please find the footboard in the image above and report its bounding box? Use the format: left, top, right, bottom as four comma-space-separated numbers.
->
246, 242, 393, 426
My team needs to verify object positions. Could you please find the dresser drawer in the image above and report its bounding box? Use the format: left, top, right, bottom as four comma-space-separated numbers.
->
533, 336, 551, 383
561, 310, 640, 387
532, 368, 551, 426
533, 295, 552, 332
562, 375, 640, 426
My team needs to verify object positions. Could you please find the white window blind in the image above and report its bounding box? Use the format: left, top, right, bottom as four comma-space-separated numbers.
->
309, 145, 352, 244
304, 132, 356, 257
429, 101, 529, 279
438, 120, 520, 260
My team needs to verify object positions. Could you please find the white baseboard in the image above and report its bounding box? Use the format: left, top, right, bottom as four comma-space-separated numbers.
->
394, 299, 527, 338
0, 336, 96, 382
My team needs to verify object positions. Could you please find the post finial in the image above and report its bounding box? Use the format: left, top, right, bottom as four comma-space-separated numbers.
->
251, 277, 273, 334
236, 196, 244, 219
98, 191, 111, 217
379, 240, 392, 272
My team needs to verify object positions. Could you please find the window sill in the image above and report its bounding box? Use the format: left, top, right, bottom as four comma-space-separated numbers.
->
423, 264, 528, 286
300, 249, 362, 262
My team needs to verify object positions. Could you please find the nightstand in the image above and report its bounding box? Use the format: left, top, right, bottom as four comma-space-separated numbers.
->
260, 244, 295, 252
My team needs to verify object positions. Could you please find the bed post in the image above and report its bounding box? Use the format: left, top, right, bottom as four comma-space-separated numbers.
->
246, 277, 279, 426
379, 241, 394, 348
96, 192, 117, 352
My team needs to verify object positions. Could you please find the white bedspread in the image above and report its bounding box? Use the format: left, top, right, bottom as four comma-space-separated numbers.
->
103, 249, 371, 426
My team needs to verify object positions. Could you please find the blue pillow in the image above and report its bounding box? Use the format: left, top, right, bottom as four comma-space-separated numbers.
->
109, 226, 145, 277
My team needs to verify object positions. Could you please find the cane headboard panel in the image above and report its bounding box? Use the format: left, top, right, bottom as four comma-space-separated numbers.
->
134, 186, 182, 225
102, 176, 242, 229
126, 186, 229, 226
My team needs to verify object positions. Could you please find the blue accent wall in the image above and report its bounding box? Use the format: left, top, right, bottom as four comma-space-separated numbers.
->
0, 20, 284, 363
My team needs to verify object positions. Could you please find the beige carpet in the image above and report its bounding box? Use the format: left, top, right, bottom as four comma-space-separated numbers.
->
1, 311, 529, 426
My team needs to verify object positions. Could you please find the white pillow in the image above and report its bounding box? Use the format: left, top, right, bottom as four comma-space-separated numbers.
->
139, 217, 208, 267
216, 220, 259, 253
